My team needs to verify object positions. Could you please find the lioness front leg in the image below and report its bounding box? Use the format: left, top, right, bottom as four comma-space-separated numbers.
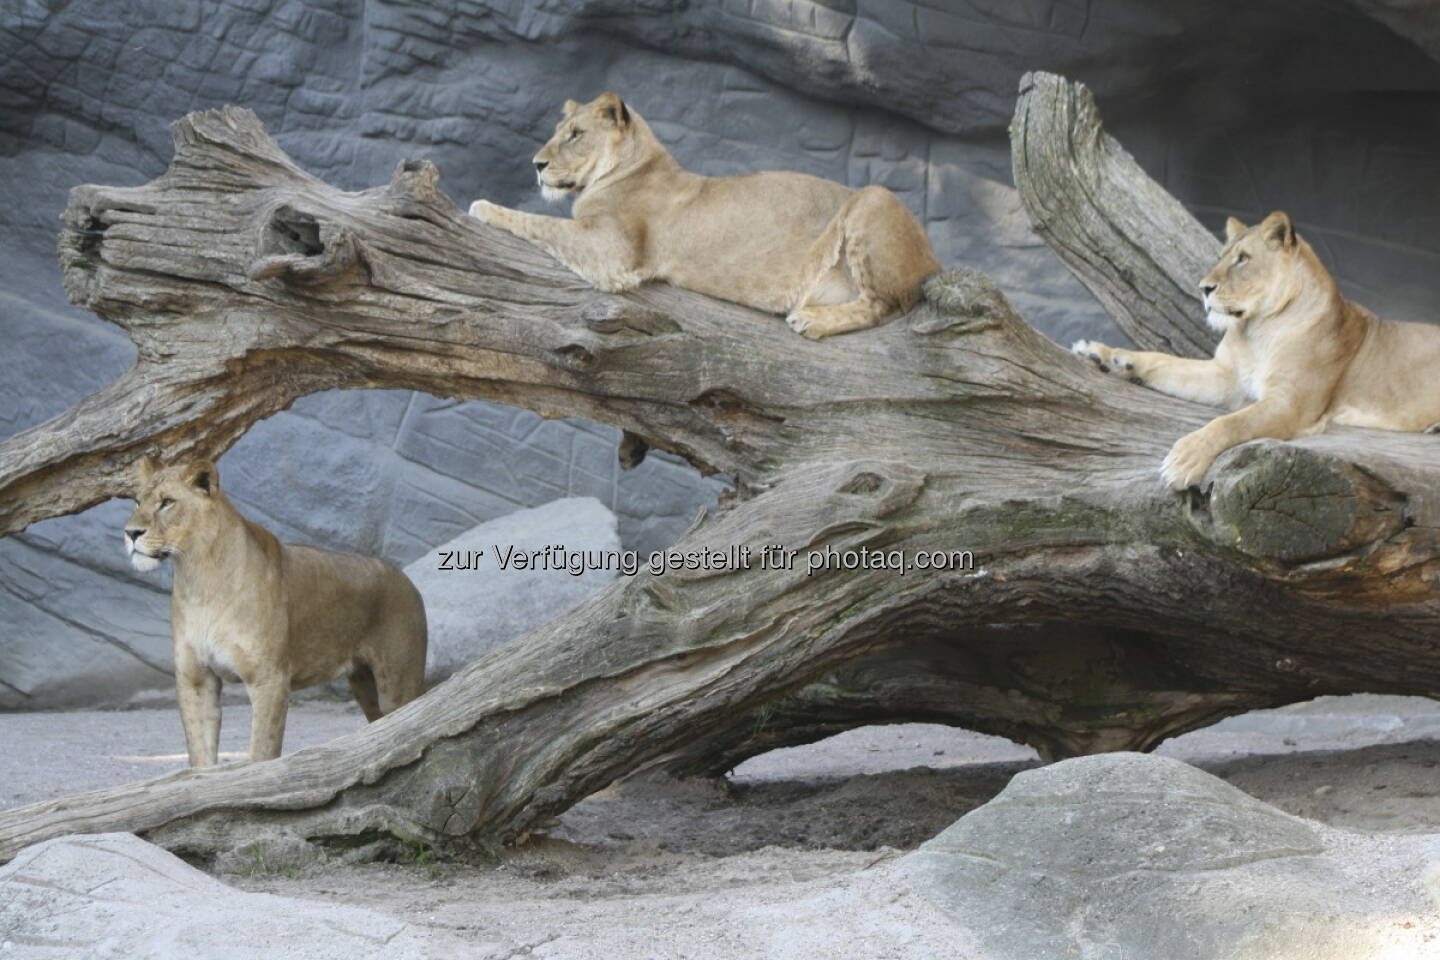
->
1072, 341, 1238, 406
468, 200, 644, 293
245, 673, 291, 762
1161, 396, 1312, 489
175, 652, 221, 767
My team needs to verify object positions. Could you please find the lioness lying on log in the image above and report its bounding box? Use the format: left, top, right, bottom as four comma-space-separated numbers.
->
468, 92, 940, 339
1074, 211, 1440, 488
124, 459, 427, 765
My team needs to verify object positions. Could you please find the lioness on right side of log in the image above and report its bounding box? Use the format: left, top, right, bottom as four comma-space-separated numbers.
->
124, 458, 428, 766
467, 92, 940, 339
1073, 211, 1440, 489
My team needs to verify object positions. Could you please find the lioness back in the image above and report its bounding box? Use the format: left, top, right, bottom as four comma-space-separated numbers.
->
1330, 314, 1440, 431
657, 171, 854, 309
281, 544, 427, 687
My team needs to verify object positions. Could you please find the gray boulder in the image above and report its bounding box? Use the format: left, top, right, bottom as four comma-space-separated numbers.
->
405, 496, 622, 684
903, 752, 1440, 960
0, 832, 468, 959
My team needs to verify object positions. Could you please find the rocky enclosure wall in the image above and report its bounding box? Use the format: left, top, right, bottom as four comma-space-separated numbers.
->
2, 0, 1438, 707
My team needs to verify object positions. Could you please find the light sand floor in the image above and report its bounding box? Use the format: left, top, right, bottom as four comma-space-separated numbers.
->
4, 694, 1440, 958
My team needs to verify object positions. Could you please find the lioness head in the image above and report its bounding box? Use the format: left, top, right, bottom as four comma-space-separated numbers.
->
1199, 211, 1305, 331
124, 458, 221, 572
531, 92, 636, 202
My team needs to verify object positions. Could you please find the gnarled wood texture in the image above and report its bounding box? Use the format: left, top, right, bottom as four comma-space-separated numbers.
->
0, 74, 1436, 865
1011, 71, 1221, 357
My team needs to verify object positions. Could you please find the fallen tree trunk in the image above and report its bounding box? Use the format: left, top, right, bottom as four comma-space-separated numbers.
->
1, 73, 1438, 865
1010, 71, 1220, 358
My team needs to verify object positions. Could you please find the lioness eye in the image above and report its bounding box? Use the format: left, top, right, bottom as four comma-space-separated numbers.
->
159, 498, 175, 509
1234, 252, 1249, 266
567, 128, 582, 141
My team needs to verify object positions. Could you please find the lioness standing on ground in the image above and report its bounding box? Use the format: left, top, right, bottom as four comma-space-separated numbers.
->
468, 92, 940, 339
125, 458, 427, 765
1073, 211, 1440, 488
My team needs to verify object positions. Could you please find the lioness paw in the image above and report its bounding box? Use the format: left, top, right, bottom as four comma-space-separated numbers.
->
1072, 339, 1134, 377
1071, 339, 1105, 366
468, 199, 504, 226
786, 310, 815, 337
1160, 429, 1219, 490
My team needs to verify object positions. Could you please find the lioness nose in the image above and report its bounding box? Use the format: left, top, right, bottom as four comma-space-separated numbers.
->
1199, 283, 1217, 296
534, 160, 548, 173
125, 527, 144, 541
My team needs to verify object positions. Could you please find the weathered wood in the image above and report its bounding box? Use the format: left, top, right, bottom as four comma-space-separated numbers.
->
656, 627, 1271, 775
0, 90, 1437, 866
1011, 71, 1221, 357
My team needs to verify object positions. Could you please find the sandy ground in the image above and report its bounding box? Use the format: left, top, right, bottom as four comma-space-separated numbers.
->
4, 694, 1440, 956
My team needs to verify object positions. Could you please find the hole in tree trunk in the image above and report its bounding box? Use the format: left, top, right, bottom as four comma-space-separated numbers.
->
264, 205, 324, 257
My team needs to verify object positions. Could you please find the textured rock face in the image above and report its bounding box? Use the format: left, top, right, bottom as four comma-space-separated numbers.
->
2, 1, 1438, 706
406, 497, 622, 684
903, 752, 1440, 960
0, 833, 468, 958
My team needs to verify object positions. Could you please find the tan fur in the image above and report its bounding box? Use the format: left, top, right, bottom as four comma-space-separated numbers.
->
1073, 211, 1440, 488
468, 92, 940, 338
124, 459, 427, 765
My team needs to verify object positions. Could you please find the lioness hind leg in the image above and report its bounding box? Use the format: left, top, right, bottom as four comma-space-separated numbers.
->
361, 583, 428, 717
370, 636, 427, 716
788, 298, 891, 339
348, 663, 384, 723
787, 186, 937, 339
841, 185, 939, 312
374, 667, 424, 716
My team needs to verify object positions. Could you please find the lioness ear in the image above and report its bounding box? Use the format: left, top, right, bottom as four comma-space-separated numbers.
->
562, 99, 581, 117
595, 92, 630, 128
1224, 217, 1247, 242
1261, 211, 1296, 251
184, 460, 218, 496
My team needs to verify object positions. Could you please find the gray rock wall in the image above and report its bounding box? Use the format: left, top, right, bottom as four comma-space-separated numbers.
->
2, 0, 1438, 707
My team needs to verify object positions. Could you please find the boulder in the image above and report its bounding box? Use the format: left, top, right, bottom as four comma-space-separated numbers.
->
405, 496, 622, 683
903, 752, 1440, 960
0, 833, 467, 959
